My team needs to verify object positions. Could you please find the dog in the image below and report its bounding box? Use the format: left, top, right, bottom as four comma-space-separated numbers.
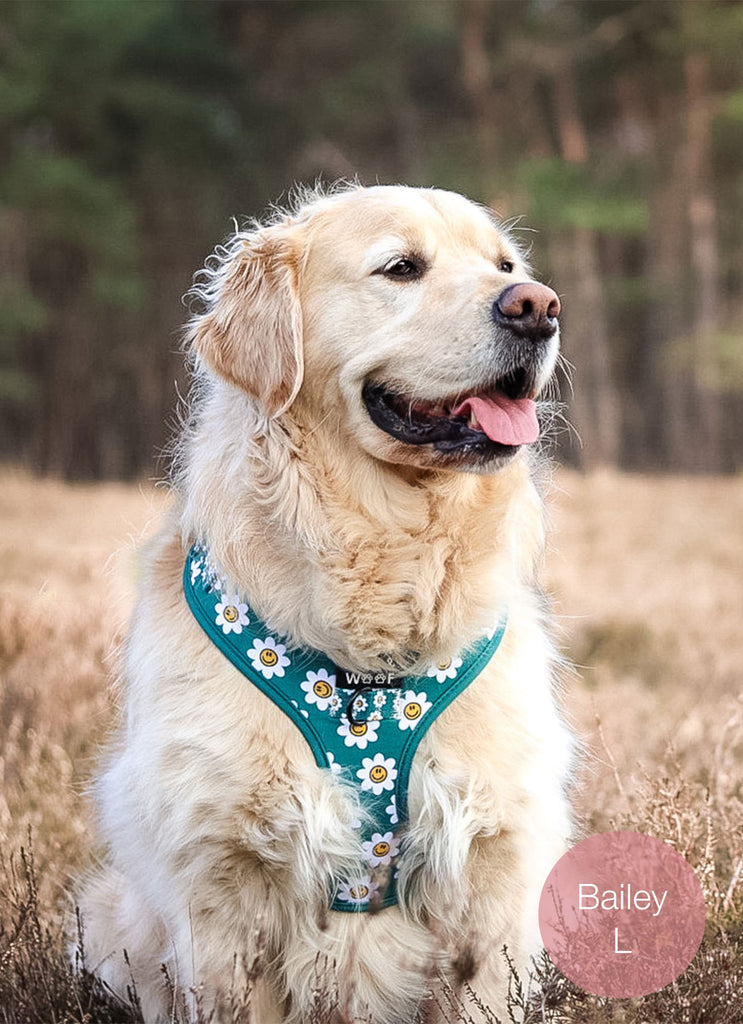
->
76, 184, 573, 1023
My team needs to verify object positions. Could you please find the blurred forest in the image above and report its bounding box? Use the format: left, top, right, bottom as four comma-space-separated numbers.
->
1, 0, 743, 480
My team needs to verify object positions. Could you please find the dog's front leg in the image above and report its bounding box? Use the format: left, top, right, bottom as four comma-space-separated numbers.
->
443, 816, 569, 1023
159, 851, 288, 1024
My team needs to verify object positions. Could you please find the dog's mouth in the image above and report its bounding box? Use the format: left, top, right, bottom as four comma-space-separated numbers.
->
362, 369, 541, 458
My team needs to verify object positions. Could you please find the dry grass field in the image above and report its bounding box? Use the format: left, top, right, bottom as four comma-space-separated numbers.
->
1, 467, 742, 1023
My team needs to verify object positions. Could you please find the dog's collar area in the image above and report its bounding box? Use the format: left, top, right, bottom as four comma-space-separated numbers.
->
183, 543, 507, 914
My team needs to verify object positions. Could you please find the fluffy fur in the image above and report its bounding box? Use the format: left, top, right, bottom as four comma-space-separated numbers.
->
76, 184, 574, 1023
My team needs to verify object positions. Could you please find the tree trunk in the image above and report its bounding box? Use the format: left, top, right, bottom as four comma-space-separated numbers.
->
551, 61, 619, 467
460, 0, 498, 169
685, 51, 722, 471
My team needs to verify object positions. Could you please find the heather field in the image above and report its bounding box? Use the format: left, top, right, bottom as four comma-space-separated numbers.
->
1, 468, 742, 1023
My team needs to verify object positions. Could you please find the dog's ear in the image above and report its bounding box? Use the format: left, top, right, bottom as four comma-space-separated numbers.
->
188, 226, 304, 417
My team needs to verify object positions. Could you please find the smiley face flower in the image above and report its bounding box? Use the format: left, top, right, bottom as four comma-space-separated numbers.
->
247, 636, 290, 679
357, 753, 397, 795
300, 668, 336, 711
336, 876, 379, 906
362, 831, 400, 867
426, 656, 463, 683
396, 690, 432, 730
349, 694, 368, 717
336, 716, 379, 749
214, 594, 250, 635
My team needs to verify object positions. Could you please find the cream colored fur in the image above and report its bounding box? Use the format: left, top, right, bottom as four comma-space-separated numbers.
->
76, 185, 573, 1023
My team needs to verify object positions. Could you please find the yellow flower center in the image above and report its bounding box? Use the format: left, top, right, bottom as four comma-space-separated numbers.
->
373, 841, 390, 858
404, 702, 422, 720
437, 660, 451, 672
350, 722, 367, 736
223, 605, 239, 623
369, 764, 387, 783
349, 884, 369, 900
260, 648, 279, 666
313, 680, 332, 699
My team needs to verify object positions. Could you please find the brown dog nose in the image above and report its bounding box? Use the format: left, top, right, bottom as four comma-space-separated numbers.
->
494, 282, 561, 339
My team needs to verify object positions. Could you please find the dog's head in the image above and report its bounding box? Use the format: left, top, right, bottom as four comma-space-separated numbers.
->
187, 185, 560, 474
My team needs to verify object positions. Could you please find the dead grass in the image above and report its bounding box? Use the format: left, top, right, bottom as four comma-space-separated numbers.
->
1, 466, 742, 1022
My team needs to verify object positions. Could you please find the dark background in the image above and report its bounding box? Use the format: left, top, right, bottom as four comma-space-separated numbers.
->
2, 0, 742, 479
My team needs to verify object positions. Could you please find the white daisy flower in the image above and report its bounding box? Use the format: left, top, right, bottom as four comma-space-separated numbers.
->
426, 656, 463, 683
385, 795, 399, 825
368, 710, 382, 722
326, 752, 342, 776
336, 877, 379, 906
247, 636, 290, 679
329, 693, 343, 716
396, 690, 432, 731
350, 694, 368, 718
373, 691, 388, 709
336, 716, 380, 749
214, 594, 250, 635
300, 668, 336, 711
362, 831, 400, 867
190, 557, 203, 585
357, 753, 397, 795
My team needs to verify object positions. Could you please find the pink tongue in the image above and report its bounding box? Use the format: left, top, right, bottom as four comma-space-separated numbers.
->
452, 394, 539, 446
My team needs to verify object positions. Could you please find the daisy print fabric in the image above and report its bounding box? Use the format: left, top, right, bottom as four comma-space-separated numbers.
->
190, 556, 203, 586
362, 831, 400, 867
357, 753, 397, 795
183, 543, 508, 914
214, 594, 250, 635
336, 877, 380, 907
300, 668, 336, 711
395, 690, 432, 730
426, 655, 463, 683
336, 715, 380, 749
248, 636, 291, 679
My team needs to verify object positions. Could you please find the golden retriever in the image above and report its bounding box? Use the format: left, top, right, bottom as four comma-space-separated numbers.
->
77, 184, 573, 1023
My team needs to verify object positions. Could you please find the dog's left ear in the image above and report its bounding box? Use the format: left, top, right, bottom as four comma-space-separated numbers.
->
188, 225, 304, 417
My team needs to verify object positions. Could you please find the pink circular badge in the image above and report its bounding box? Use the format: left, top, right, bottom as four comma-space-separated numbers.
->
539, 831, 706, 998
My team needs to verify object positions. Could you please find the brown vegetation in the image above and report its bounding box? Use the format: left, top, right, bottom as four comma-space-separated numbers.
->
1, 468, 741, 1022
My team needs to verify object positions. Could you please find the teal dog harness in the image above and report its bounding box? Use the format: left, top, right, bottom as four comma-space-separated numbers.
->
184, 545, 506, 912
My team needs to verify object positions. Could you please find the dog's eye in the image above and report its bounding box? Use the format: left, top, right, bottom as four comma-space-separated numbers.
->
499, 259, 515, 274
379, 257, 424, 280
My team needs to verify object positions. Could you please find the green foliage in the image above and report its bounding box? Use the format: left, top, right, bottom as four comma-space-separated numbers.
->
721, 89, 743, 123
0, 367, 37, 406
714, 331, 743, 391
0, 279, 47, 342
4, 146, 141, 303
0, 0, 742, 475
518, 158, 649, 235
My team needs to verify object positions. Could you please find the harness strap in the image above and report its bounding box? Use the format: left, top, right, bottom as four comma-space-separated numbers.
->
183, 544, 507, 912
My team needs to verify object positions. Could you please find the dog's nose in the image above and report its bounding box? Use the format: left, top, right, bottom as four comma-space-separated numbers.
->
493, 283, 561, 340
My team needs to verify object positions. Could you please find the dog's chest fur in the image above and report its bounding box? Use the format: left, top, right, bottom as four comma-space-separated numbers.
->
179, 395, 545, 676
